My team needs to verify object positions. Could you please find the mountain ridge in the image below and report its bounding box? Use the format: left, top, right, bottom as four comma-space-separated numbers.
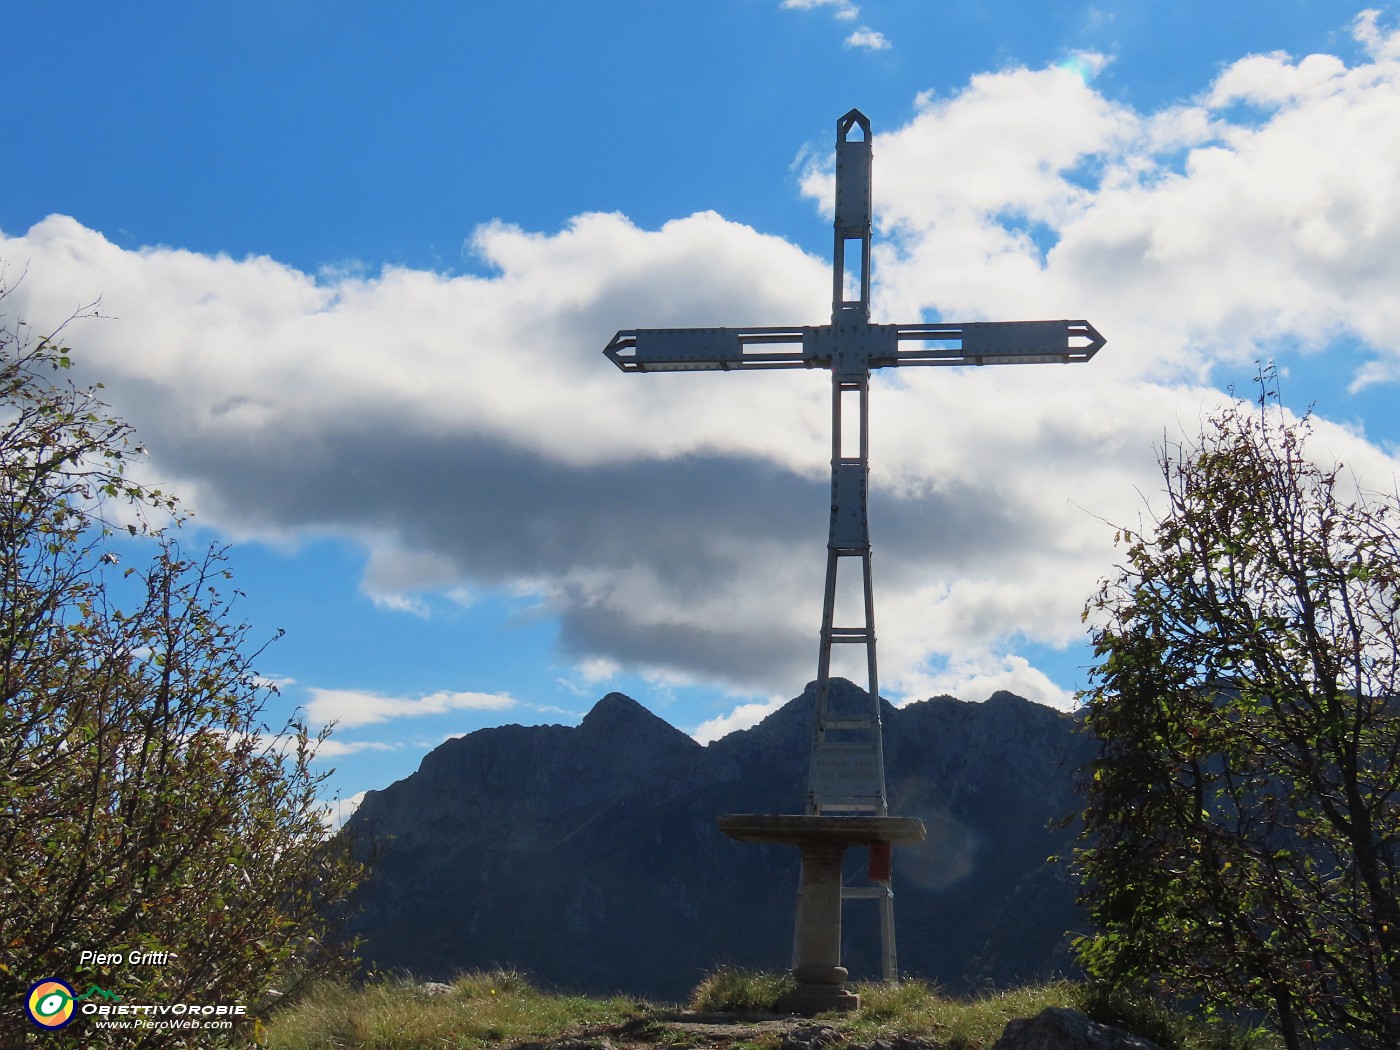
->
344, 680, 1092, 1001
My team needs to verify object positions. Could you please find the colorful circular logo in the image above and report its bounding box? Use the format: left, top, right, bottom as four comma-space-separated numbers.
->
26, 979, 77, 1030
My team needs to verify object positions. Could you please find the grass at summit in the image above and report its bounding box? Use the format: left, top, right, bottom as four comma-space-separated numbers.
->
259, 969, 1281, 1050
259, 970, 642, 1050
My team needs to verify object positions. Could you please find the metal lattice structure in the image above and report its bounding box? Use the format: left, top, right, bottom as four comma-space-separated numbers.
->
605, 109, 1103, 983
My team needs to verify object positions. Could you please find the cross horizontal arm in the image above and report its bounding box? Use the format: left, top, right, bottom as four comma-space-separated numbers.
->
889, 319, 1106, 367
604, 327, 812, 372
604, 319, 1105, 373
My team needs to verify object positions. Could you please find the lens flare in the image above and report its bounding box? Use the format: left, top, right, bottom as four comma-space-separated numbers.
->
1056, 52, 1103, 84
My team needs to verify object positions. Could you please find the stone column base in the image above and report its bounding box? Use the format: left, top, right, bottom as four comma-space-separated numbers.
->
774, 983, 861, 1015
717, 814, 927, 1018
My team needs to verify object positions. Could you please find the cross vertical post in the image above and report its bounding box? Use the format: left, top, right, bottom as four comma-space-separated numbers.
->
802, 110, 899, 981
605, 109, 1104, 1012
811, 111, 881, 812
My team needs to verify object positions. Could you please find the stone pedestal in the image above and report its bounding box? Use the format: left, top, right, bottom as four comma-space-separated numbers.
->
718, 814, 926, 1015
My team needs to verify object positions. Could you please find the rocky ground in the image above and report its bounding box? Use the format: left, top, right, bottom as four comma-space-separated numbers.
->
510, 1008, 1161, 1050
513, 1015, 925, 1050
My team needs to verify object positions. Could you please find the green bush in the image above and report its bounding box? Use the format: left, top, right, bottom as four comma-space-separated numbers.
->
0, 290, 361, 1047
688, 968, 796, 1013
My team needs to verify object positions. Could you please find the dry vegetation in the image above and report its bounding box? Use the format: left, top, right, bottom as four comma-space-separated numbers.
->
258, 970, 1281, 1050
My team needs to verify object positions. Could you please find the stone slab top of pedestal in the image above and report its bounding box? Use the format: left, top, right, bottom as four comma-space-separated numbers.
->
717, 813, 926, 846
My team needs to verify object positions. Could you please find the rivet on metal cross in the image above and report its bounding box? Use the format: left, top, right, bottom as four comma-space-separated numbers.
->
604, 109, 1104, 1006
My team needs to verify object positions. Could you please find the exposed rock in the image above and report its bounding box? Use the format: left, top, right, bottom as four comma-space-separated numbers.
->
992, 1008, 1164, 1050
778, 1023, 842, 1050
857, 1037, 939, 1050
514, 1038, 616, 1050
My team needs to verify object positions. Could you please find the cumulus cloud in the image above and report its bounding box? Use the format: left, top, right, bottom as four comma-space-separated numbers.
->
847, 19, 1400, 392
781, 0, 859, 20
781, 0, 890, 48
844, 28, 890, 51
305, 688, 517, 728
692, 696, 789, 744
895, 654, 1077, 713
312, 739, 402, 759
6, 13, 1400, 734
1355, 8, 1400, 61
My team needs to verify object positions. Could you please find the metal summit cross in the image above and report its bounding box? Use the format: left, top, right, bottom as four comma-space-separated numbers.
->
604, 110, 1104, 1011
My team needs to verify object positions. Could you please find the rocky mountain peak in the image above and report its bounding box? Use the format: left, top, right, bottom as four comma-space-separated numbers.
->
578, 692, 702, 760
582, 691, 673, 733
344, 682, 1094, 1001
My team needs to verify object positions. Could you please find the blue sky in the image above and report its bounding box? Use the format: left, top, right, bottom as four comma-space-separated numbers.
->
6, 2, 1400, 822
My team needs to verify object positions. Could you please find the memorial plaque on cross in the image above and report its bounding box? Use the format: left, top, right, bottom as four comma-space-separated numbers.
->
605, 110, 1104, 1004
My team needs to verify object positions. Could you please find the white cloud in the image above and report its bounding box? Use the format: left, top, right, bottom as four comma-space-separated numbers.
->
360, 544, 462, 616
781, 0, 859, 20
844, 27, 889, 51
305, 687, 517, 728
366, 592, 431, 617
572, 657, 622, 686
691, 695, 789, 744
7, 18, 1400, 715
320, 790, 367, 833
782, 0, 888, 47
1206, 50, 1347, 109
1354, 8, 1400, 61
835, 23, 1400, 398
312, 738, 401, 759
1350, 357, 1400, 393
894, 654, 1079, 712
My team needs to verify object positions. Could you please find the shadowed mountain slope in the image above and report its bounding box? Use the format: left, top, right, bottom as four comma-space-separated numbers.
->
343, 681, 1092, 1001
